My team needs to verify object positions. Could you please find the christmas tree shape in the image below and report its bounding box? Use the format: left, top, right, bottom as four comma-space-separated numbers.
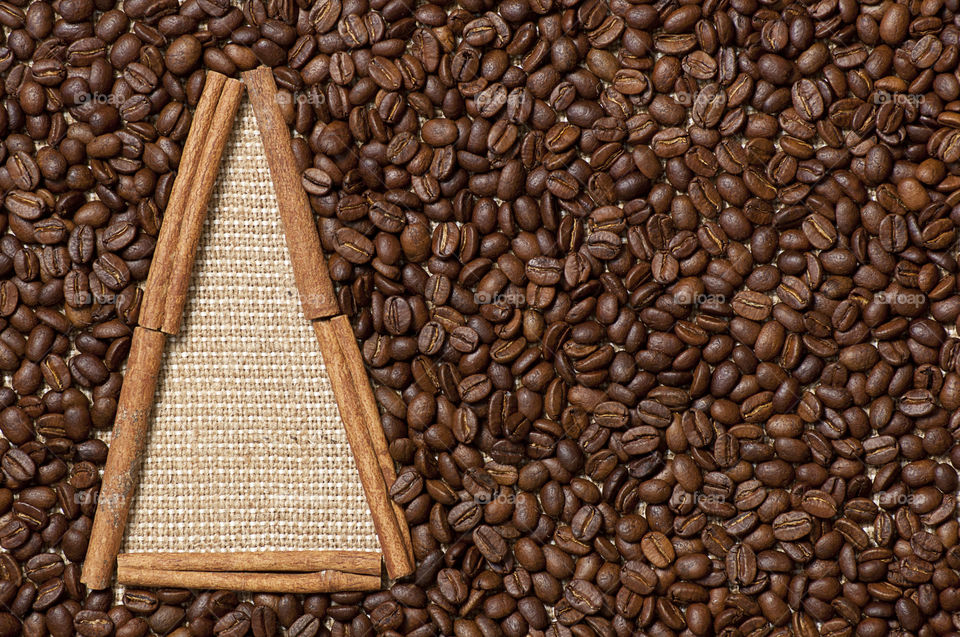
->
82, 69, 412, 592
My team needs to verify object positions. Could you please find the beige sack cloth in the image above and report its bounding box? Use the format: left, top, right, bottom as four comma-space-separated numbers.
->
122, 99, 380, 554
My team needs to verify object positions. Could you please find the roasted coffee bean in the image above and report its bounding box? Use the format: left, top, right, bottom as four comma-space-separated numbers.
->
473, 525, 507, 563
563, 579, 603, 615
640, 531, 674, 567
773, 511, 814, 541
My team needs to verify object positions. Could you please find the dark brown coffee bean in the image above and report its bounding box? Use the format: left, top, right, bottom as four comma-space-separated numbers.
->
772, 511, 813, 541
564, 579, 603, 615
334, 227, 374, 264
640, 531, 675, 567
473, 525, 507, 563
301, 168, 332, 196
800, 489, 837, 518
166, 34, 201, 74
72, 610, 112, 637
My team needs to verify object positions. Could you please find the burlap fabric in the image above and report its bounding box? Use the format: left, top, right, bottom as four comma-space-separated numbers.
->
122, 99, 380, 554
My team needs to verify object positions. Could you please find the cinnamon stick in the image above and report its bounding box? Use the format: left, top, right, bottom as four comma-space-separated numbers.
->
117, 550, 382, 575
116, 566, 380, 593
160, 78, 245, 334
82, 327, 167, 590
313, 319, 414, 579
328, 315, 414, 565
140, 71, 227, 331
242, 66, 338, 320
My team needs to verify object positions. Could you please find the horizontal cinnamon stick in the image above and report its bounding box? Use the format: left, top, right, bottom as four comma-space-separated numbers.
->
328, 315, 414, 566
242, 66, 338, 320
82, 327, 167, 590
140, 71, 227, 331
313, 319, 414, 579
161, 77, 245, 334
116, 566, 380, 593
117, 550, 381, 575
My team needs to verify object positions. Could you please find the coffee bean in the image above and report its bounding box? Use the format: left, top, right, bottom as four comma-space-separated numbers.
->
248, 606, 277, 637
334, 227, 373, 264
773, 511, 814, 541
301, 168, 331, 196
473, 525, 507, 563
122, 589, 159, 614
73, 610, 112, 637
147, 605, 184, 634
287, 614, 319, 637
421, 118, 458, 146
563, 579, 602, 615
166, 34, 201, 74
725, 543, 757, 586
640, 531, 674, 567
801, 489, 838, 518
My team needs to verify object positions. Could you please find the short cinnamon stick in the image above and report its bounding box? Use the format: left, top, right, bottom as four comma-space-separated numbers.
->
328, 315, 414, 566
116, 566, 380, 593
160, 77, 245, 334
242, 66, 338, 320
328, 316, 396, 484
140, 71, 227, 331
313, 319, 414, 579
117, 550, 382, 575
82, 327, 167, 590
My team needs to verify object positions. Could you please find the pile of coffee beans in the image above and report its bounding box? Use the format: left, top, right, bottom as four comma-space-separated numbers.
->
2, 0, 960, 632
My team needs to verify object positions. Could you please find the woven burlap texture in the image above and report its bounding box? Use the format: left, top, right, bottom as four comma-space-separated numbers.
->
122, 99, 380, 554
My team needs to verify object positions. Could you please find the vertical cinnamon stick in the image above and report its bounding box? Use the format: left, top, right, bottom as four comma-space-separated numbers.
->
116, 566, 381, 593
242, 66, 339, 320
313, 320, 414, 579
81, 327, 167, 589
160, 78, 245, 334
329, 316, 414, 565
140, 71, 227, 330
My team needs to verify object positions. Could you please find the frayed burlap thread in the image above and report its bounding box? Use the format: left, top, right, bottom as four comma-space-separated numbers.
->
122, 99, 380, 554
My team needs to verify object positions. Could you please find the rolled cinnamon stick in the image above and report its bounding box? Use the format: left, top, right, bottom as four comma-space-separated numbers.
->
328, 316, 396, 483
140, 71, 227, 331
242, 66, 338, 320
116, 566, 380, 593
117, 550, 382, 575
313, 319, 414, 579
328, 315, 414, 565
82, 327, 167, 590
160, 77, 245, 334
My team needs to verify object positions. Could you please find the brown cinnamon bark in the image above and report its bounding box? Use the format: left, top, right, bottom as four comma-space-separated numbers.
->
81, 327, 167, 589
116, 566, 380, 593
140, 71, 227, 331
242, 66, 339, 320
313, 319, 414, 579
328, 315, 414, 565
160, 77, 245, 334
117, 550, 382, 575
